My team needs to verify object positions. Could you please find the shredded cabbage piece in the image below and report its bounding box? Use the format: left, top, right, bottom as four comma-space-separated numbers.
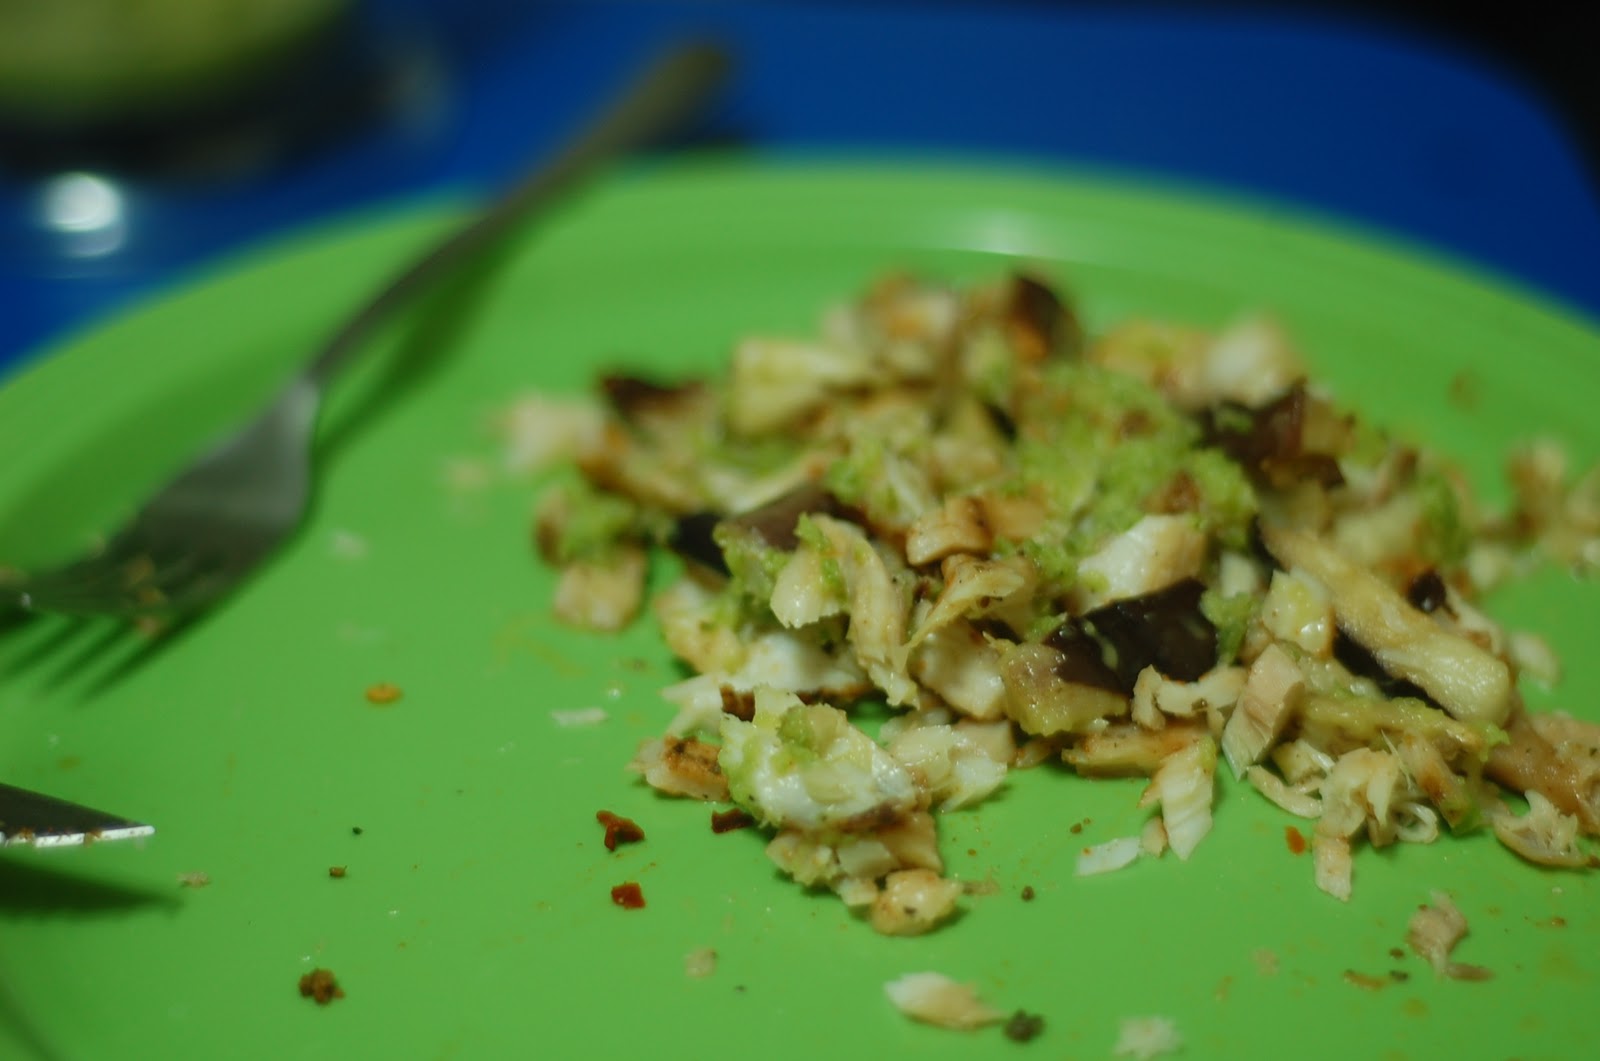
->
883, 972, 1004, 1030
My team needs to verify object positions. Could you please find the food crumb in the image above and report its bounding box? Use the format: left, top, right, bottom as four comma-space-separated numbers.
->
328, 866, 347, 879
330, 530, 369, 560
351, 826, 364, 836
1114, 1016, 1182, 1059
176, 871, 210, 889
1020, 885, 1036, 902
610, 882, 645, 909
1075, 836, 1142, 876
596, 810, 645, 851
883, 972, 1004, 1030
1003, 1010, 1045, 1043
1343, 970, 1387, 991
551, 706, 609, 727
684, 947, 718, 979
1448, 369, 1481, 409
298, 968, 345, 1005
1407, 890, 1492, 981
710, 807, 754, 833
1284, 826, 1307, 855
1252, 949, 1280, 976
364, 682, 403, 706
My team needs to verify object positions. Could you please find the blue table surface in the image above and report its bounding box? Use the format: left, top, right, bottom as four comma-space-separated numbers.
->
2, 0, 1597, 381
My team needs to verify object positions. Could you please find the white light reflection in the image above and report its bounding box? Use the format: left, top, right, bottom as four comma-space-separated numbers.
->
917, 205, 1120, 266
40, 171, 127, 258
951, 208, 1058, 259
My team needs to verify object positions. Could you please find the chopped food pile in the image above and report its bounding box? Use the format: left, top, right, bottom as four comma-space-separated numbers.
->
521, 271, 1600, 935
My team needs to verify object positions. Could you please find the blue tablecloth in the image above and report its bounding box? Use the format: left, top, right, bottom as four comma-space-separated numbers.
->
2, 0, 1596, 379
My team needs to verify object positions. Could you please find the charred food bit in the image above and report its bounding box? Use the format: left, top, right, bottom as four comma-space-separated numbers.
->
364, 682, 403, 706
610, 882, 646, 909
297, 968, 345, 1005
596, 810, 646, 852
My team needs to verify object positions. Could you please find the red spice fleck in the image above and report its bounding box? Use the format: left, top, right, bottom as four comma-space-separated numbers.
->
1285, 826, 1307, 855
710, 808, 754, 834
596, 810, 645, 851
611, 882, 645, 909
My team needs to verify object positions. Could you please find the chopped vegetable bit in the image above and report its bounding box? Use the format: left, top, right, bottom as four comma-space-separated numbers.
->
883, 972, 1004, 1030
297, 968, 345, 1005
364, 682, 403, 706
1406, 891, 1492, 981
1075, 837, 1142, 877
526, 271, 1600, 927
1003, 1010, 1046, 1043
610, 882, 645, 909
551, 707, 609, 727
596, 810, 645, 852
710, 807, 754, 833
1114, 1016, 1183, 1060
684, 948, 718, 979
869, 869, 963, 936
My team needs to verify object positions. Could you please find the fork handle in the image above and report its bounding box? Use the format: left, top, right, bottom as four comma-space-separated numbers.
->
302, 41, 731, 390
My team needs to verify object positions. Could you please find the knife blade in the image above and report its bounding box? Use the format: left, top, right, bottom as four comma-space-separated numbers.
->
0, 782, 154, 848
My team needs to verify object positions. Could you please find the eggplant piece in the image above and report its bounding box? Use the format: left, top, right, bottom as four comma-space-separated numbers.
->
1007, 580, 1219, 737
667, 482, 855, 574
1050, 578, 1218, 692
668, 510, 727, 574
1405, 569, 1449, 614
1332, 630, 1434, 705
1004, 273, 1082, 363
1202, 382, 1344, 489
722, 482, 853, 551
599, 373, 706, 423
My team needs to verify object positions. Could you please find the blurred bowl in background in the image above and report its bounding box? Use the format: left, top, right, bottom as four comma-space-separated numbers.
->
0, 0, 359, 176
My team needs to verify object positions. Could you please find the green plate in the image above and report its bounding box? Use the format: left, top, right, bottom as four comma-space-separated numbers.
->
2, 160, 1597, 1060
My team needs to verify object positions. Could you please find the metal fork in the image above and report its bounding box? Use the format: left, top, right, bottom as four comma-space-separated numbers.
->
0, 42, 729, 621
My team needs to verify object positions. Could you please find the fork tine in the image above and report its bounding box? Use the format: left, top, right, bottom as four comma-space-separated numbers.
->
18, 550, 164, 617
126, 551, 207, 614
18, 529, 150, 593
25, 536, 233, 618
19, 564, 144, 615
